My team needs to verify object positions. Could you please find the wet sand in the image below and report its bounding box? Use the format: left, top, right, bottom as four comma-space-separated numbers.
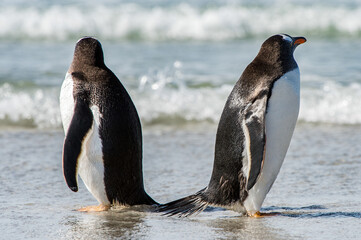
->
0, 123, 360, 239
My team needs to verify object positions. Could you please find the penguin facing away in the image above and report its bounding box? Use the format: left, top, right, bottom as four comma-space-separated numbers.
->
158, 34, 306, 217
60, 37, 157, 212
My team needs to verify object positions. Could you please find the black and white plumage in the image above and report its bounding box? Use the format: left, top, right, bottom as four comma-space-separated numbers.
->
158, 34, 306, 217
60, 37, 156, 210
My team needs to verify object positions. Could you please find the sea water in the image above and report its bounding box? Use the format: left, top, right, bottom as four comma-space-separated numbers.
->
0, 0, 361, 239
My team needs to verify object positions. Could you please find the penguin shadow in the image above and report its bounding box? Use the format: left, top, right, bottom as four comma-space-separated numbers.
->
63, 206, 153, 239
262, 205, 361, 219
201, 205, 361, 219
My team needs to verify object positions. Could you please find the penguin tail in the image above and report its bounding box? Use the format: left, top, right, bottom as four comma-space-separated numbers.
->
157, 188, 209, 217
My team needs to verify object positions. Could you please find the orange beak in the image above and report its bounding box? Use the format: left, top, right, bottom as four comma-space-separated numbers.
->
293, 37, 307, 45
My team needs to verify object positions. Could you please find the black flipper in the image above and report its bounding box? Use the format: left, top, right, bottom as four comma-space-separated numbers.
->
243, 95, 267, 191
157, 188, 209, 217
62, 98, 93, 192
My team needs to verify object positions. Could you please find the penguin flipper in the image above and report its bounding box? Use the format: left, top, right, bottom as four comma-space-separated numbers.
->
62, 98, 93, 192
157, 188, 209, 217
243, 95, 267, 191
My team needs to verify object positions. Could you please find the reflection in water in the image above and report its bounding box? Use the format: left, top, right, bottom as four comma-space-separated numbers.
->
45, 201, 361, 239
63, 206, 151, 239
205, 212, 290, 240
17, 125, 361, 239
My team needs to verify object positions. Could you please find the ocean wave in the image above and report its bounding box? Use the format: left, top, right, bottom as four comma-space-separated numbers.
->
2, 66, 361, 129
0, 83, 61, 128
1, 3, 361, 42
137, 68, 361, 126
300, 79, 361, 125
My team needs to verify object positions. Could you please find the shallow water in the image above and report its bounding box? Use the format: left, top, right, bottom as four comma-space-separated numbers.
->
1, 0, 361, 239
3, 2, 361, 128
1, 124, 360, 239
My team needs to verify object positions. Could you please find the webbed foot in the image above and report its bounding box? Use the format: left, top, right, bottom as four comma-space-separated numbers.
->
249, 211, 279, 218
78, 204, 110, 212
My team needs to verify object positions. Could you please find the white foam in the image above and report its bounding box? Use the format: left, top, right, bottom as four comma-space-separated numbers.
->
0, 4, 361, 41
2, 67, 361, 129
134, 63, 230, 125
299, 78, 361, 125
0, 83, 61, 128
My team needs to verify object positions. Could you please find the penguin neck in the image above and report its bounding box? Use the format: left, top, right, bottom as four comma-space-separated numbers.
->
256, 44, 297, 73
257, 54, 297, 76
70, 51, 105, 71
69, 58, 105, 73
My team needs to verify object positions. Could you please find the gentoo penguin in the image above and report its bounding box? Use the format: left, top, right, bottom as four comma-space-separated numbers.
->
158, 34, 306, 217
60, 37, 157, 211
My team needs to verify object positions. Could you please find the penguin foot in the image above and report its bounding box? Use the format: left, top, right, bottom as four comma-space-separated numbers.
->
249, 211, 279, 218
78, 204, 110, 212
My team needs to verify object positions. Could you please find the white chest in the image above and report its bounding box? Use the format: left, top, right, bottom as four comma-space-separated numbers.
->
59, 72, 75, 133
78, 105, 109, 205
60, 72, 109, 205
243, 68, 300, 214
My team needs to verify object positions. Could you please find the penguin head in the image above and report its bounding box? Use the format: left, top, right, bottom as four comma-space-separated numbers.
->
279, 34, 307, 53
73, 37, 105, 67
257, 34, 306, 63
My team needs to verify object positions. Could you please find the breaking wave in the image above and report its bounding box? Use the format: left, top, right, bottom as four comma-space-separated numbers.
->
2, 64, 361, 129
1, 3, 361, 42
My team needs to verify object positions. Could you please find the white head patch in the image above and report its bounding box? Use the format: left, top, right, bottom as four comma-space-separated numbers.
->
280, 34, 292, 43
76, 36, 95, 43
77, 37, 85, 43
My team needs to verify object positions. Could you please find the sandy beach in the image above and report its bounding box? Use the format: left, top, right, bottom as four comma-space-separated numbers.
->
0, 123, 360, 239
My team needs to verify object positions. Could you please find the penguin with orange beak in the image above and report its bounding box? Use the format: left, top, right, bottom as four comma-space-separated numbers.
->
158, 34, 306, 217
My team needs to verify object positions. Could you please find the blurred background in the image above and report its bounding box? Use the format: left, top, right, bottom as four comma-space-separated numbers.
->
1, 1, 361, 239
1, 0, 361, 129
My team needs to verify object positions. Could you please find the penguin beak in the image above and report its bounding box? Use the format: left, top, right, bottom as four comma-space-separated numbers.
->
293, 37, 307, 46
